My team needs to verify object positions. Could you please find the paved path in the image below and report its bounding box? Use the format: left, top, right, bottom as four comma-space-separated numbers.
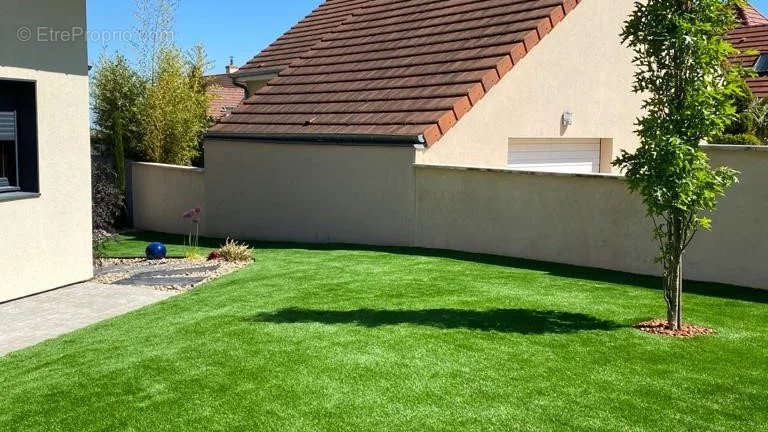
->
0, 282, 177, 356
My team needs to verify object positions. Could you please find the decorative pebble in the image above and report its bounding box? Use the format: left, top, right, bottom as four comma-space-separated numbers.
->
94, 258, 250, 291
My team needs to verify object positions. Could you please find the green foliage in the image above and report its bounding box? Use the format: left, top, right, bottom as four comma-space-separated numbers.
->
141, 46, 212, 165
91, 160, 125, 260
615, 0, 742, 328
711, 132, 764, 146
713, 78, 767, 144
724, 111, 755, 136
112, 112, 126, 193
90, 1, 212, 167
617, 0, 742, 232
91, 160, 124, 232
90, 54, 146, 160
749, 97, 768, 143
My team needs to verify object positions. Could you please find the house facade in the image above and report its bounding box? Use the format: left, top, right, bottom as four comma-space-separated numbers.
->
206, 62, 247, 121
212, 0, 641, 174
0, 0, 92, 302
196, 0, 642, 242
137, 0, 649, 256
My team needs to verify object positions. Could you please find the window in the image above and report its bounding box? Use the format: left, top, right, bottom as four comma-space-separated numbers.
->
0, 80, 38, 195
0, 111, 19, 192
755, 53, 768, 77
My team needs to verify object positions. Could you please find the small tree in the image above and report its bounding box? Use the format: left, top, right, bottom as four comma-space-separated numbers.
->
133, 0, 178, 78
91, 1, 211, 168
141, 46, 212, 165
90, 54, 146, 160
617, 0, 744, 330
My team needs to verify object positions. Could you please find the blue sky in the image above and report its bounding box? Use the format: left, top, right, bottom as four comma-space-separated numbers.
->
746, 0, 768, 19
87, 0, 768, 73
87, 0, 322, 73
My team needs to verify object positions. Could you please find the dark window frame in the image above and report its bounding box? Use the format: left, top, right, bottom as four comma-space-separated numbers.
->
0, 79, 39, 196
755, 53, 768, 77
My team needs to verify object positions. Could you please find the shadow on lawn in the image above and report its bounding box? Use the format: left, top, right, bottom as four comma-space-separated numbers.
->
247, 308, 623, 334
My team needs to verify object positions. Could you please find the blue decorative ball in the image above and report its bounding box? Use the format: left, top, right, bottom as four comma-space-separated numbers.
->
145, 242, 167, 260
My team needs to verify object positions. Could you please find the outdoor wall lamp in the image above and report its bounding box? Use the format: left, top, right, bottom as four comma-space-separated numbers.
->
562, 110, 575, 127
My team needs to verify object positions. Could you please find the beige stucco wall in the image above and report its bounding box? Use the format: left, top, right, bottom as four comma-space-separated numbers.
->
202, 140, 417, 245
132, 163, 206, 236
0, 0, 89, 76
685, 147, 768, 288
0, 1, 91, 302
132, 143, 766, 289
416, 0, 642, 172
415, 147, 768, 289
415, 166, 658, 277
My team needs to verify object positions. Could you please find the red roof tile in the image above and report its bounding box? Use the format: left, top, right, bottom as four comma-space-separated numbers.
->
206, 74, 246, 120
210, 0, 582, 145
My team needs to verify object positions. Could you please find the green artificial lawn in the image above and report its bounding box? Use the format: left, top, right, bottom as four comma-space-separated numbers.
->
1, 233, 767, 431
102, 231, 221, 258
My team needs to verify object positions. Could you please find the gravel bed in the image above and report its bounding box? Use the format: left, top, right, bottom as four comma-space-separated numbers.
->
94, 258, 250, 291
634, 319, 716, 338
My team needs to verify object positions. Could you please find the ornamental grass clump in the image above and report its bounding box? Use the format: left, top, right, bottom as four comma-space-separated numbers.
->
217, 238, 252, 262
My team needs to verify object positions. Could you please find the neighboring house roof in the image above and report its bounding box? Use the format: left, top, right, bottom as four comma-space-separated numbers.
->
209, 0, 582, 146
728, 4, 768, 98
206, 74, 246, 120
238, 1, 359, 75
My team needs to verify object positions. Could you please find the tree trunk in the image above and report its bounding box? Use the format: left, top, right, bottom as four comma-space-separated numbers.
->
665, 214, 685, 331
665, 258, 683, 330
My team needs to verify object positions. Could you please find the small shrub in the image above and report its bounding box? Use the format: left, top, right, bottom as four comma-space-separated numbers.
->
91, 160, 124, 260
185, 250, 203, 261
710, 133, 764, 146
217, 238, 252, 262
750, 98, 768, 143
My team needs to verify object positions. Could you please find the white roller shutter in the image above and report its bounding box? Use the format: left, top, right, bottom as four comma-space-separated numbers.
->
507, 138, 601, 174
0, 112, 16, 141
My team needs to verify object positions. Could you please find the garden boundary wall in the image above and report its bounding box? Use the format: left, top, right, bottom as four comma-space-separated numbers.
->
132, 145, 767, 289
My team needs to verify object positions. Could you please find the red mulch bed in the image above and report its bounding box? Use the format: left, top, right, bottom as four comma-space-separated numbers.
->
634, 319, 715, 338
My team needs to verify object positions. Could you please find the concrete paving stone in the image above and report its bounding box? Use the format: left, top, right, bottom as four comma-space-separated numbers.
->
114, 276, 209, 286
0, 282, 178, 356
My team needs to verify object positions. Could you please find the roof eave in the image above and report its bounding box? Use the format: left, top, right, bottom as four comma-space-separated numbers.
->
205, 131, 425, 147
231, 68, 283, 81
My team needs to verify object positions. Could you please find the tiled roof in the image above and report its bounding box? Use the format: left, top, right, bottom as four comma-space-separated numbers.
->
728, 4, 768, 98
238, 0, 361, 75
210, 0, 582, 145
206, 74, 246, 120
738, 4, 768, 26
